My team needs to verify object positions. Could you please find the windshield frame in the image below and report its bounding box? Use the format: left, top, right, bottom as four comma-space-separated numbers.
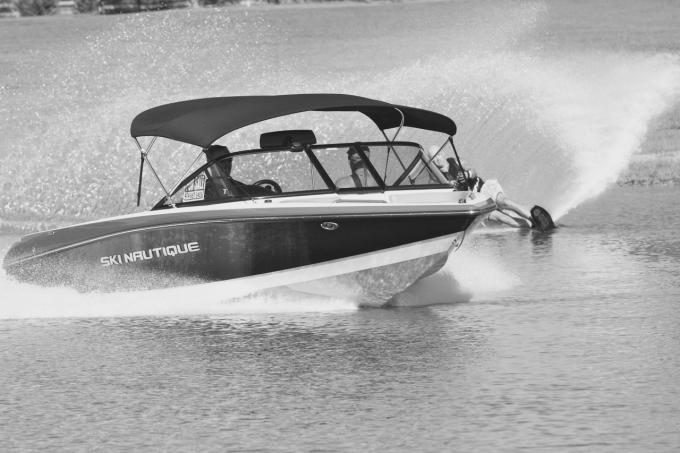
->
152, 141, 449, 209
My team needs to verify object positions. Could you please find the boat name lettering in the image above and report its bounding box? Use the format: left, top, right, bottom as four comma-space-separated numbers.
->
100, 242, 200, 267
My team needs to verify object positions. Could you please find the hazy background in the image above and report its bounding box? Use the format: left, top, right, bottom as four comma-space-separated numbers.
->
1, 0, 678, 227
1, 2, 680, 451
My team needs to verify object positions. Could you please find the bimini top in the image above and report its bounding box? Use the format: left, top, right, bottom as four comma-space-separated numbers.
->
130, 94, 457, 148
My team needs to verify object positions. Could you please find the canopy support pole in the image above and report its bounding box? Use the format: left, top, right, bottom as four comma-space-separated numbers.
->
380, 130, 412, 183
381, 108, 416, 184
414, 136, 451, 182
136, 151, 144, 207
134, 137, 175, 208
426, 137, 450, 166
168, 150, 205, 196
413, 136, 464, 184
449, 136, 465, 173
134, 137, 150, 207
391, 108, 405, 142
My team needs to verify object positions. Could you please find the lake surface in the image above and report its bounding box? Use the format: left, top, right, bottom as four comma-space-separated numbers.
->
2, 186, 679, 451
2, 0, 680, 450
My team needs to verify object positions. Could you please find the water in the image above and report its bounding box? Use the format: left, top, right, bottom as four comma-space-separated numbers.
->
2, 0, 680, 450
2, 186, 679, 451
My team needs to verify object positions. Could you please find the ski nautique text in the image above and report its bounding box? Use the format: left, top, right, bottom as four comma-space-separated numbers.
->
100, 242, 200, 267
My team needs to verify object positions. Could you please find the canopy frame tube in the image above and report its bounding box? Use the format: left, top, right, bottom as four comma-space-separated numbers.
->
449, 136, 465, 174
168, 150, 205, 197
381, 107, 413, 183
412, 135, 453, 182
134, 137, 176, 208
390, 108, 405, 142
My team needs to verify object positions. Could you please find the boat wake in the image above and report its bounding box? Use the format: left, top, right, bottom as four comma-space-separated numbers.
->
0, 268, 358, 320
0, 233, 357, 319
0, 234, 518, 319
391, 243, 521, 307
367, 51, 680, 220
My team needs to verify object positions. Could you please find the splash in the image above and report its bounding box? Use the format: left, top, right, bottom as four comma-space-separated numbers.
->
0, 267, 357, 319
361, 52, 680, 219
0, 232, 356, 320
0, 239, 517, 318
390, 242, 521, 307
489, 52, 680, 218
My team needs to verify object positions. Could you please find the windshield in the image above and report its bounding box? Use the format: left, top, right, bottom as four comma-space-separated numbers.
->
162, 142, 447, 207
312, 143, 445, 189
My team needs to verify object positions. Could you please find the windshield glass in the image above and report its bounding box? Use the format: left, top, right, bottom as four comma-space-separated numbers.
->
166, 149, 327, 206
164, 142, 447, 207
312, 143, 444, 189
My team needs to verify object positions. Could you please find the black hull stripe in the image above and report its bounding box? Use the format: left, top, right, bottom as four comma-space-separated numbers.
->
4, 208, 492, 267
6, 216, 472, 292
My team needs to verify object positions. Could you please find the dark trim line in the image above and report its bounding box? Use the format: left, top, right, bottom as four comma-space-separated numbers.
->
386, 184, 453, 191
155, 188, 337, 210
304, 147, 336, 191
336, 186, 384, 194
355, 143, 387, 191
393, 154, 423, 186
223, 141, 423, 158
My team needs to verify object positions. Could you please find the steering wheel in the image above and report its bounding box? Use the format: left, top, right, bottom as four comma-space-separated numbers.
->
252, 179, 283, 194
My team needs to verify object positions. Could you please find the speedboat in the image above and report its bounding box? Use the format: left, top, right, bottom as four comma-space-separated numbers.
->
3, 94, 495, 303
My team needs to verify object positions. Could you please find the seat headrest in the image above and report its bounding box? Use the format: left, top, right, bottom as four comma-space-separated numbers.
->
260, 130, 317, 149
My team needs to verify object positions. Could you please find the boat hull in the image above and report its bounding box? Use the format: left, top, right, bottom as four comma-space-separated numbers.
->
3, 212, 474, 295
